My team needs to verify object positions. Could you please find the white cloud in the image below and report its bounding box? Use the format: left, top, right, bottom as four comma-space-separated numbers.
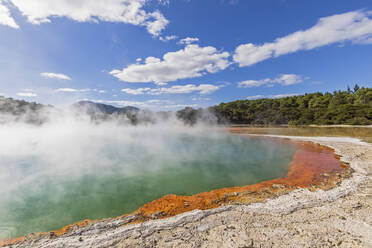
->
238, 74, 303, 88
246, 95, 265, 100
276, 74, 303, 85
191, 97, 211, 101
41, 72, 71, 80
94, 99, 169, 107
152, 84, 220, 95
234, 10, 372, 66
9, 0, 168, 36
17, 92, 37, 97
238, 80, 269, 88
162, 104, 199, 109
22, 88, 34, 92
56, 88, 90, 93
0, 1, 19, 29
178, 37, 199, 45
92, 89, 107, 93
159, 35, 178, 42
110, 44, 230, 84
246, 93, 300, 100
96, 100, 151, 107
121, 84, 221, 95
87, 98, 199, 110
271, 93, 300, 98
121, 88, 151, 95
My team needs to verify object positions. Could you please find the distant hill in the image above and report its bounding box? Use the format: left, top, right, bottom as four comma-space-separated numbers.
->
71, 101, 141, 124
72, 101, 139, 115
0, 97, 141, 124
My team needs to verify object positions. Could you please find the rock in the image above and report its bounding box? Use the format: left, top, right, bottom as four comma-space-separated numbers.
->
248, 239, 254, 247
354, 202, 362, 210
131, 230, 141, 239
151, 211, 166, 219
197, 224, 211, 232
272, 184, 285, 189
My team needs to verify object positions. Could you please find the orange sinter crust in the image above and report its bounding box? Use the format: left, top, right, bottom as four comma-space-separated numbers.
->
0, 135, 351, 247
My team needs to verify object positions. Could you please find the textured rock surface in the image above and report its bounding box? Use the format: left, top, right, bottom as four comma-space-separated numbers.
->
2, 136, 371, 248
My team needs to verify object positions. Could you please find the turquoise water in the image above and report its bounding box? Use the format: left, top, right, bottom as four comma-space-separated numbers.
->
0, 126, 296, 239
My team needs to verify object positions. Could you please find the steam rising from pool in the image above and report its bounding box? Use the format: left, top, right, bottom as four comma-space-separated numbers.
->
0, 114, 296, 239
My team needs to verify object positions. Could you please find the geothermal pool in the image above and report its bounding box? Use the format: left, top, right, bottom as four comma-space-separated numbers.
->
0, 123, 297, 239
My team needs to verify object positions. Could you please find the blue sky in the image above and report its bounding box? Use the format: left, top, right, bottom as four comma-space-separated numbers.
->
0, 0, 372, 110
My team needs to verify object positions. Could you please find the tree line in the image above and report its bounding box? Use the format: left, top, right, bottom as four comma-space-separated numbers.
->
1, 85, 371, 126
177, 85, 372, 125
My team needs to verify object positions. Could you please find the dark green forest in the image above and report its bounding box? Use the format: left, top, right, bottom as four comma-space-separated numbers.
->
177, 85, 372, 125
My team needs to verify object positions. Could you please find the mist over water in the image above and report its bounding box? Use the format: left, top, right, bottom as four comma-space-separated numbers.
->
0, 112, 297, 239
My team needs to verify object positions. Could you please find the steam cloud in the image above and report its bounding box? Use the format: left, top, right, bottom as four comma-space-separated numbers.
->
0, 106, 293, 239
0, 108, 227, 238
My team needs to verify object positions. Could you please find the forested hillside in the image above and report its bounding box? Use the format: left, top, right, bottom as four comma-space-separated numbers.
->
212, 85, 372, 125
177, 85, 372, 125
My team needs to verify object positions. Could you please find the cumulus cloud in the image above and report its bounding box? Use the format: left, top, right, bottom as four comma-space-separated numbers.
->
121, 84, 221, 95
8, 0, 168, 36
121, 88, 151, 95
246, 95, 265, 100
17, 92, 37, 97
110, 44, 230, 84
191, 97, 211, 101
41, 72, 71, 80
152, 84, 220, 95
56, 88, 90, 93
238, 74, 303, 88
159, 35, 178, 42
238, 80, 268, 88
88, 99, 199, 110
246, 93, 300, 100
95, 99, 154, 107
0, 0, 19, 29
91, 89, 106, 93
178, 37, 199, 45
234, 10, 372, 66
162, 104, 199, 109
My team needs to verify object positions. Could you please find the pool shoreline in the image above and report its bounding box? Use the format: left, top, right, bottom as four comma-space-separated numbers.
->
1, 135, 370, 247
